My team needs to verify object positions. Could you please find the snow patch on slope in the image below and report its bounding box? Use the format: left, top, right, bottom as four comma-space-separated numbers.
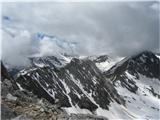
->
96, 102, 138, 120
64, 106, 92, 115
115, 71, 160, 120
96, 57, 124, 71
156, 55, 160, 59
32, 54, 72, 68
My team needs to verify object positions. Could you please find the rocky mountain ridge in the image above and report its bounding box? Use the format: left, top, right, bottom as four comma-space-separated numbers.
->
1, 51, 160, 120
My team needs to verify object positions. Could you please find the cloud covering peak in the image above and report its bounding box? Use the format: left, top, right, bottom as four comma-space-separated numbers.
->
1, 1, 159, 66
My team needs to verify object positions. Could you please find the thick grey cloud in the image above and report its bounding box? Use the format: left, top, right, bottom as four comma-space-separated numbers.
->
1, 1, 159, 66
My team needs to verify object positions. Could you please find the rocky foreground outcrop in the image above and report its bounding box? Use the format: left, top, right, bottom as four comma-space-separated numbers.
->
1, 62, 108, 120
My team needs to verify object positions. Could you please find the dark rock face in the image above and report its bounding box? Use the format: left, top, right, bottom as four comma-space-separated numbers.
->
115, 74, 138, 93
104, 51, 160, 93
105, 51, 160, 78
16, 57, 124, 112
1, 62, 12, 81
1, 62, 19, 96
93, 55, 109, 63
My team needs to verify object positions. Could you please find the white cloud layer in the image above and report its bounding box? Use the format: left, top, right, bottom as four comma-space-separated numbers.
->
1, 1, 159, 66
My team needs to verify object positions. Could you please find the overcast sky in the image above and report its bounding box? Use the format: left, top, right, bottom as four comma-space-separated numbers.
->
1, 1, 159, 66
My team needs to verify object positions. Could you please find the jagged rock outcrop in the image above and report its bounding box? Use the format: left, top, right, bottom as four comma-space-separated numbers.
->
93, 55, 109, 63
103, 51, 160, 93
1, 62, 63, 120
104, 51, 160, 79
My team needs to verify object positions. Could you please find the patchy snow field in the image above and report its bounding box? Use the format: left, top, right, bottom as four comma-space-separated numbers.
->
115, 72, 160, 120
